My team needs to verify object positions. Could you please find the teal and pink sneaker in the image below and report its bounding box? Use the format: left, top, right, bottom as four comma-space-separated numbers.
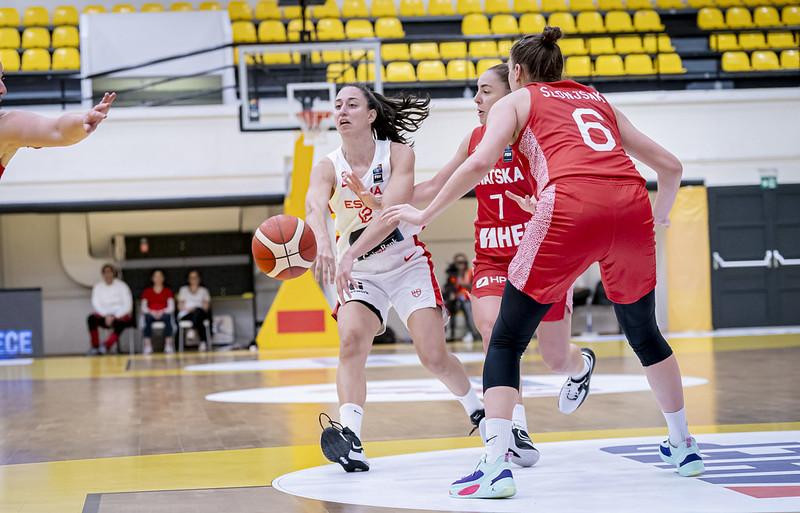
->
659, 436, 705, 477
449, 454, 516, 499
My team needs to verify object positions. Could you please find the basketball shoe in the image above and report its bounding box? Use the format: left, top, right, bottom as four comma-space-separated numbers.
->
558, 347, 596, 414
450, 453, 516, 499
659, 436, 705, 477
319, 413, 369, 472
508, 425, 540, 467
469, 408, 487, 440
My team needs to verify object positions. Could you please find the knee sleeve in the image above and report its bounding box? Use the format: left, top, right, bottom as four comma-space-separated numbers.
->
613, 290, 672, 367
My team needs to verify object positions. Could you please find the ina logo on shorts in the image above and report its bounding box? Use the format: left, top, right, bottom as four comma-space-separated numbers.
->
411, 288, 422, 298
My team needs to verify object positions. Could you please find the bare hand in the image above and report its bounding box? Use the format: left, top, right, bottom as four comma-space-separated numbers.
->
335, 254, 355, 305
505, 190, 537, 214
344, 171, 382, 210
84, 92, 117, 134
313, 244, 336, 285
381, 204, 428, 226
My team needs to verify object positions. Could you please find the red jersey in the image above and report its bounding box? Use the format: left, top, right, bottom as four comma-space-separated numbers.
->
513, 80, 644, 198
0, 164, 5, 180
468, 125, 535, 268
141, 287, 173, 311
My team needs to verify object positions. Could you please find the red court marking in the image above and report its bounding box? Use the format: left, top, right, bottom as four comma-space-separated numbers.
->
727, 486, 800, 499
277, 310, 325, 333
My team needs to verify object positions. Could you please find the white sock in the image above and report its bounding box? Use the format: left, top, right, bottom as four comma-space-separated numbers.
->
456, 387, 483, 417
570, 353, 591, 380
339, 403, 364, 439
512, 404, 528, 431
484, 418, 513, 463
663, 407, 690, 446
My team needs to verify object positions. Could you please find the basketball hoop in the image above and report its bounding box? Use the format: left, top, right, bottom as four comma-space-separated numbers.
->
295, 110, 333, 145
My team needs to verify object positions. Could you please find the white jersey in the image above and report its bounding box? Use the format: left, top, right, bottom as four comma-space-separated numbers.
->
327, 139, 419, 274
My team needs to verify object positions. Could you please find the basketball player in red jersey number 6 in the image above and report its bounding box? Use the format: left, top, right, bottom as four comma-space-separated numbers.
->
305, 84, 484, 473
385, 28, 703, 498
346, 63, 597, 470
0, 61, 116, 181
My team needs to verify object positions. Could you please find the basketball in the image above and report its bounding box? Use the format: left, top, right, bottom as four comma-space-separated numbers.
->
252, 215, 317, 280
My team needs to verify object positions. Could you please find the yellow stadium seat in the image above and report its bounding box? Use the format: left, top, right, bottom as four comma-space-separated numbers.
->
498, 39, 513, 55
541, 0, 568, 11
199, 1, 222, 10
697, 8, 725, 29
262, 51, 294, 64
429, 0, 456, 15
751, 49, 779, 69
560, 37, 588, 55
228, 1, 253, 21
447, 59, 477, 79
687, 0, 713, 7
255, 0, 282, 18
21, 28, 49, 49
462, 14, 491, 35
767, 32, 795, 49
53, 6, 79, 25
513, 0, 539, 12
382, 43, 410, 60
418, 60, 447, 80
655, 52, 685, 72
598, 0, 626, 9
410, 42, 440, 59
350, 48, 376, 61
21, 48, 50, 70
642, 33, 673, 51
232, 21, 257, 43
113, 4, 137, 13
780, 49, 799, 69
311, 0, 339, 18
625, 53, 654, 73
232, 46, 257, 66
0, 48, 20, 71
440, 41, 468, 58
52, 47, 80, 70
721, 50, 750, 70
317, 18, 345, 39
709, 33, 739, 51
343, 0, 369, 17
743, 0, 769, 6
605, 11, 635, 32
259, 20, 286, 41
634, 10, 664, 31
594, 54, 624, 74
615, 35, 644, 53
83, 5, 107, 14
0, 28, 20, 49
477, 57, 503, 74
588, 37, 615, 53
577, 12, 606, 32
400, 0, 427, 16
282, 6, 302, 18
375, 17, 405, 38
287, 19, 315, 40
372, 0, 398, 16
782, 6, 800, 25
52, 26, 79, 47
627, 0, 653, 8
469, 40, 499, 57
716, 0, 742, 7
321, 49, 350, 62
345, 19, 374, 38
356, 62, 382, 81
23, 7, 49, 27
726, 7, 753, 28
386, 61, 416, 81
656, 0, 684, 8
491, 14, 520, 34
565, 55, 591, 75
487, 0, 512, 13
520, 13, 546, 32
327, 63, 356, 83
571, 0, 596, 11
458, 0, 484, 14
548, 12, 577, 32
739, 32, 767, 49
170, 2, 194, 11
141, 3, 165, 12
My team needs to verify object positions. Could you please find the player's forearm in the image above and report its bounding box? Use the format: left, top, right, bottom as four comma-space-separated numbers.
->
422, 157, 488, 223
54, 113, 89, 146
653, 166, 682, 224
344, 217, 398, 262
305, 200, 333, 251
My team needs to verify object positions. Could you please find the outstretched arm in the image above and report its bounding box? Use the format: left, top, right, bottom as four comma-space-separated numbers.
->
0, 92, 116, 148
305, 159, 337, 284
613, 106, 683, 226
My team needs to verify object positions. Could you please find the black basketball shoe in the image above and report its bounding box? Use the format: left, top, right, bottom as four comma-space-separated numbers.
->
508, 426, 541, 467
558, 347, 596, 414
319, 413, 369, 472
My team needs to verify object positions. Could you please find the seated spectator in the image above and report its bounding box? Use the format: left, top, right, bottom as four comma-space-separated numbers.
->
444, 253, 480, 343
87, 264, 134, 355
141, 269, 175, 355
177, 269, 212, 351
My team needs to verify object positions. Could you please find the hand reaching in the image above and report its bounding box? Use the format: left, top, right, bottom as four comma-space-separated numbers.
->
381, 204, 428, 227
505, 190, 538, 215
83, 92, 117, 134
344, 171, 382, 210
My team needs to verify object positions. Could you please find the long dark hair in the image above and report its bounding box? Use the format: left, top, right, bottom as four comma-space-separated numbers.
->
487, 63, 512, 92
343, 84, 430, 145
510, 26, 564, 83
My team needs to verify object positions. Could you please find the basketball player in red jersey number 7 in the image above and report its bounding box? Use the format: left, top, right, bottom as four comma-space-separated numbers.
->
346, 63, 597, 470
385, 28, 704, 498
0, 61, 116, 181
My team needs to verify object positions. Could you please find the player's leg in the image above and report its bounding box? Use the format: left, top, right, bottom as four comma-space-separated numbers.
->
87, 314, 102, 355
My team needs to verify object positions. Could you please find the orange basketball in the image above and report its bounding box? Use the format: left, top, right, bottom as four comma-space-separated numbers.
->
252, 215, 317, 280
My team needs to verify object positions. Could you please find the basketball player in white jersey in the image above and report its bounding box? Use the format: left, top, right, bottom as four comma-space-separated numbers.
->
306, 84, 484, 472
0, 62, 115, 180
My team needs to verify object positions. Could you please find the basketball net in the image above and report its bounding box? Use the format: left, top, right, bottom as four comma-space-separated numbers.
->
295, 110, 332, 145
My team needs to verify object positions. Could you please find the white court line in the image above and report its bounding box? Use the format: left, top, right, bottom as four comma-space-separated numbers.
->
0, 358, 33, 367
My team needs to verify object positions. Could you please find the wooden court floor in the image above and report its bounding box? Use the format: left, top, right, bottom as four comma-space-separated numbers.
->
0, 332, 798, 513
